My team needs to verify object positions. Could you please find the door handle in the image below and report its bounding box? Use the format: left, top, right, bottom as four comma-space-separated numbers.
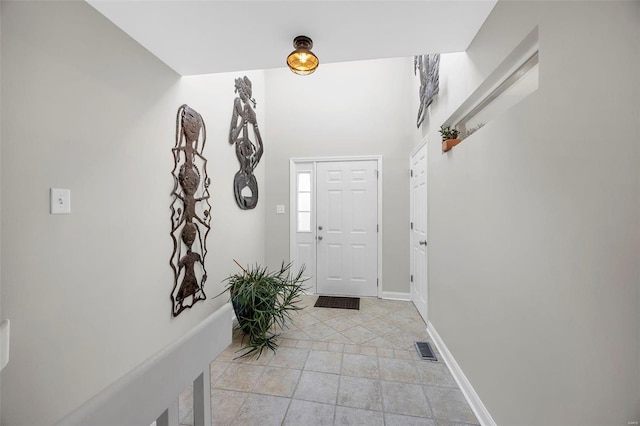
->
419, 240, 427, 246
317, 236, 323, 241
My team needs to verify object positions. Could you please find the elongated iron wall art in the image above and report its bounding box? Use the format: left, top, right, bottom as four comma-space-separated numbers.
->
229, 76, 264, 210
414, 53, 440, 128
170, 104, 211, 317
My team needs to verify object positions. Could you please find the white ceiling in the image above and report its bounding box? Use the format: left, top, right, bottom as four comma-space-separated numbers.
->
87, 1, 497, 76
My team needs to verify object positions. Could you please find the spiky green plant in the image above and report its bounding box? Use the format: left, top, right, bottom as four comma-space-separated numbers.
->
218, 260, 307, 358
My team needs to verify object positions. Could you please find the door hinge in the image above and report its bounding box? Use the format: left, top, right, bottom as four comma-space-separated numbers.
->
410, 222, 414, 230
377, 278, 379, 287
375, 169, 379, 178
377, 224, 379, 233
410, 274, 414, 282
410, 169, 414, 177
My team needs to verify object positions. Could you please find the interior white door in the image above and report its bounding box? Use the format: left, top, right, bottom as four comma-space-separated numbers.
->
316, 160, 378, 297
410, 144, 428, 322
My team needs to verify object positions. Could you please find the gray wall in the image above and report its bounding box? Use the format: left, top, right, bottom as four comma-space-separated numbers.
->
0, 2, 3, 421
411, 1, 640, 424
264, 58, 415, 294
0, 2, 265, 424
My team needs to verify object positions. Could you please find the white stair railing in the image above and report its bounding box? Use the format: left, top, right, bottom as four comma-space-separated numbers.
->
57, 303, 232, 426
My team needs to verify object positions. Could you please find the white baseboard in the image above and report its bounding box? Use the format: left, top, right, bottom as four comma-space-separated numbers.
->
380, 291, 411, 301
427, 321, 496, 426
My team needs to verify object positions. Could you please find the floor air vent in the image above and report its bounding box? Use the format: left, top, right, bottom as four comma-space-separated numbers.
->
414, 341, 437, 361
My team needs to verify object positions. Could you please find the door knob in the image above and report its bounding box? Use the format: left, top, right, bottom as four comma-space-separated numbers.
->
318, 236, 323, 241
318, 225, 323, 230
419, 240, 427, 246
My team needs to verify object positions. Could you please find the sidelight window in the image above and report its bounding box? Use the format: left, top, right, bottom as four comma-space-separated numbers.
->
297, 171, 312, 232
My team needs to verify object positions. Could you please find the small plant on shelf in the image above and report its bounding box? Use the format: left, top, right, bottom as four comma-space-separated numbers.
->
439, 125, 460, 141
217, 260, 307, 358
439, 125, 461, 153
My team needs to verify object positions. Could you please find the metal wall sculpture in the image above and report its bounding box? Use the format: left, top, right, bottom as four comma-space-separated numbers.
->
414, 54, 440, 128
229, 76, 264, 210
170, 104, 211, 317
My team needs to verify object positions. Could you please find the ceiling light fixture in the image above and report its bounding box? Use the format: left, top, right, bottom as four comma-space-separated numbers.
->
287, 35, 319, 76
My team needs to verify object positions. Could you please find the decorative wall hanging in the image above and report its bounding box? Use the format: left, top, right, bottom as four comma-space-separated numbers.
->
170, 104, 211, 317
229, 76, 264, 210
414, 53, 440, 128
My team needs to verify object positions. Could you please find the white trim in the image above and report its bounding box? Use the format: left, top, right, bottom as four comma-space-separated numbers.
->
0, 319, 10, 372
410, 138, 428, 157
376, 157, 383, 298
380, 291, 411, 301
289, 161, 317, 292
289, 160, 298, 284
427, 321, 496, 426
446, 26, 539, 128
289, 156, 383, 298
291, 155, 383, 163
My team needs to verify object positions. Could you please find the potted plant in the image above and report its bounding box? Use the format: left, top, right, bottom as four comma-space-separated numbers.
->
217, 260, 307, 358
439, 125, 461, 153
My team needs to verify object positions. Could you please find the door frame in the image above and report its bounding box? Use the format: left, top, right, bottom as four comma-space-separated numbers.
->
289, 155, 383, 298
409, 139, 428, 322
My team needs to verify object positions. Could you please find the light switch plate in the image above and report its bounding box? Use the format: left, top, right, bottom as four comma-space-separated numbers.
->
50, 188, 71, 214
276, 205, 286, 214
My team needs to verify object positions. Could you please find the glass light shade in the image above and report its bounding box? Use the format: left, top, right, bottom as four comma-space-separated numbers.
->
287, 36, 319, 75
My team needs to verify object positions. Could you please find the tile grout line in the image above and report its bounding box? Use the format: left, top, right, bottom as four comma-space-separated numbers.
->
375, 346, 385, 419
332, 351, 344, 425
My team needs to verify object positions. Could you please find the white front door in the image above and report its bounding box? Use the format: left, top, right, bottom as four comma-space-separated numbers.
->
410, 143, 428, 322
316, 160, 378, 297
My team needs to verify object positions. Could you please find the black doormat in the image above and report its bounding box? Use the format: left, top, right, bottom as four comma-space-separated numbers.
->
314, 296, 360, 310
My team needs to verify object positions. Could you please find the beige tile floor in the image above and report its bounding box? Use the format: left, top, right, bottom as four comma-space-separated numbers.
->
179, 296, 479, 426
